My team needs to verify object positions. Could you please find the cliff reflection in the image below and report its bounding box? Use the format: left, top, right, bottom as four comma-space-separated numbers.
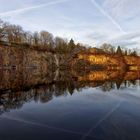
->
0, 69, 140, 114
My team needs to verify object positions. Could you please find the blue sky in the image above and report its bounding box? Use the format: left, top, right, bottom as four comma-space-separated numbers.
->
0, 0, 140, 48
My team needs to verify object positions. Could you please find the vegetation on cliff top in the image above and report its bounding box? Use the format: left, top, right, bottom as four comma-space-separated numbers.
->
0, 19, 139, 56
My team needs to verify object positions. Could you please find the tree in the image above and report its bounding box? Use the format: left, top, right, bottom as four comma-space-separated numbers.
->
68, 38, 75, 52
24, 31, 33, 45
5, 24, 24, 44
116, 46, 123, 55
100, 43, 115, 54
33, 32, 40, 46
130, 48, 139, 56
130, 50, 137, 56
125, 50, 128, 55
0, 19, 7, 41
40, 31, 54, 48
54, 37, 68, 53
0, 19, 4, 40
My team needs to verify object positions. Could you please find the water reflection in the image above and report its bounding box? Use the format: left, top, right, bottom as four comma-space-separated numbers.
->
0, 69, 140, 140
0, 69, 140, 115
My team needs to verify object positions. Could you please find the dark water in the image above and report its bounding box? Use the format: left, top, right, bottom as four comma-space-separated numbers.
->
0, 69, 140, 140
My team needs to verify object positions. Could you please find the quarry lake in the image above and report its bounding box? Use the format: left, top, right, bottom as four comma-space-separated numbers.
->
0, 1, 140, 139
0, 70, 140, 140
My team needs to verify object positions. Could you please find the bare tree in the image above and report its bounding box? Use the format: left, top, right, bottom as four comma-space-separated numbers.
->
100, 43, 115, 54
0, 19, 8, 41
40, 31, 53, 47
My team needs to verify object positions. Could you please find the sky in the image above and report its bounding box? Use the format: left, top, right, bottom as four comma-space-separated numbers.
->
0, 0, 140, 48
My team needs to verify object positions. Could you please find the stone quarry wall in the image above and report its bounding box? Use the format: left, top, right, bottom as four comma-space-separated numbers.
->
73, 53, 140, 68
0, 45, 140, 72
0, 45, 51, 71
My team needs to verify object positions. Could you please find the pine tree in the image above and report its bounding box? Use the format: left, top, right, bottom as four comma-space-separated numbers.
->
68, 38, 75, 52
116, 46, 123, 55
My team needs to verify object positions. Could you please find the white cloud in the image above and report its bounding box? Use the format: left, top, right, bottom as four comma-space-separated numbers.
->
85, 30, 140, 49
0, 0, 139, 49
0, 0, 69, 18
102, 0, 140, 20
87, 0, 140, 48
104, 31, 140, 48
90, 0, 125, 33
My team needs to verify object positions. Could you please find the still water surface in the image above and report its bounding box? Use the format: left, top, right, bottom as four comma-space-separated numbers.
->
0, 69, 140, 140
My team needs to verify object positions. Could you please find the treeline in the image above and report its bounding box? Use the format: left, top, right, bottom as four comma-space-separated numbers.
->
0, 19, 85, 53
99, 43, 138, 56
0, 19, 139, 56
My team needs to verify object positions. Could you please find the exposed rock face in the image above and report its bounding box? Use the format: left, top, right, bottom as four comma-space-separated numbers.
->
0, 45, 140, 72
0, 45, 56, 71
124, 56, 140, 66
71, 52, 140, 70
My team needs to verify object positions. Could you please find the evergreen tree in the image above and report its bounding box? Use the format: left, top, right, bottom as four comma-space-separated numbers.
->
125, 50, 128, 55
68, 38, 75, 52
116, 46, 123, 55
130, 50, 137, 56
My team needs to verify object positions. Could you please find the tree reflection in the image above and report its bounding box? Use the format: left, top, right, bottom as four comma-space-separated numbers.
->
0, 68, 140, 115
